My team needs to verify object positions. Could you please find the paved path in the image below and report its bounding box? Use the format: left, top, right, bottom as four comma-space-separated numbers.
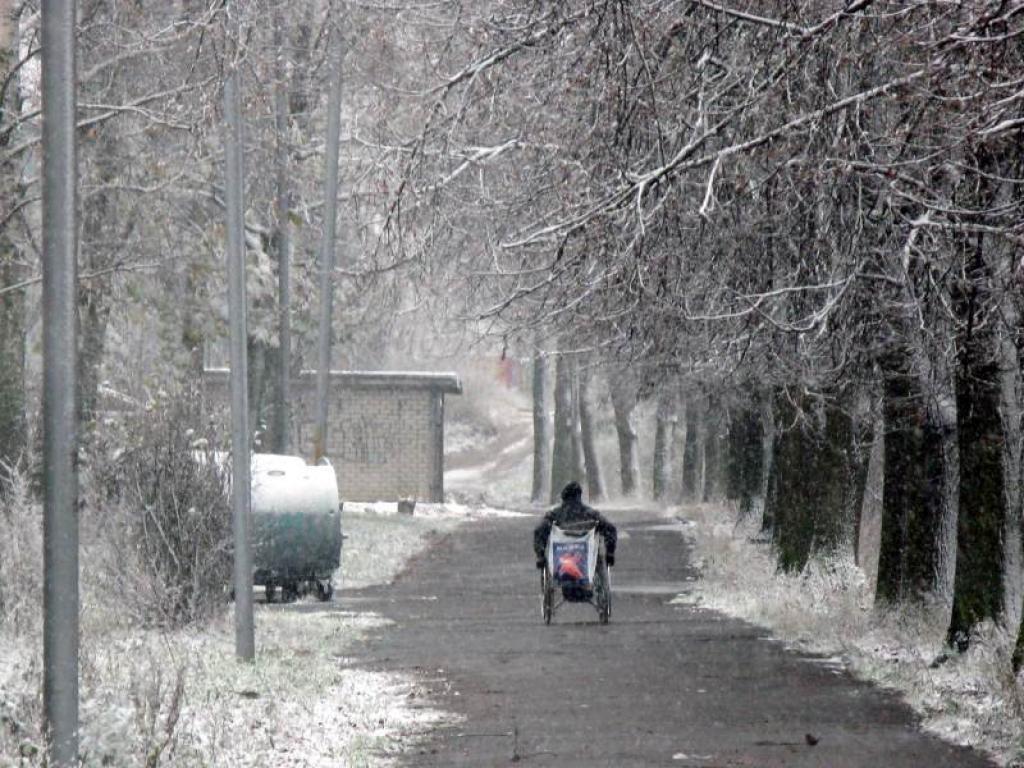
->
346, 507, 995, 767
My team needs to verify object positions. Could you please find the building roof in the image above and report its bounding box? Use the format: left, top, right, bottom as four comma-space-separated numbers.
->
204, 368, 462, 395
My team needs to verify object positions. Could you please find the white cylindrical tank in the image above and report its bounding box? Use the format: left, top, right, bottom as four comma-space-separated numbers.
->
250, 454, 342, 596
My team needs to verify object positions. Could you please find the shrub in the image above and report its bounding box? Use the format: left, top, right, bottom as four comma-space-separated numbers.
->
91, 390, 231, 628
0, 463, 42, 635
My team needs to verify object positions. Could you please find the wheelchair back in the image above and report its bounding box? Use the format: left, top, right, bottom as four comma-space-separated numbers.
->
546, 523, 601, 588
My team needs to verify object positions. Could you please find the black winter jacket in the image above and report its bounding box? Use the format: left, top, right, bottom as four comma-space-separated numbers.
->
533, 500, 617, 561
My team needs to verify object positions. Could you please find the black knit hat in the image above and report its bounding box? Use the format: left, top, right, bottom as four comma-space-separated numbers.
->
561, 481, 583, 501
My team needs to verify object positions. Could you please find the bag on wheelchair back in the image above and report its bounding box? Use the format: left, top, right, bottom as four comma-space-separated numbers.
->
547, 526, 598, 587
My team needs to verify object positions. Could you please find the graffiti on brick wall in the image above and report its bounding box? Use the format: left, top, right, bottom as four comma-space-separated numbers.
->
338, 413, 398, 465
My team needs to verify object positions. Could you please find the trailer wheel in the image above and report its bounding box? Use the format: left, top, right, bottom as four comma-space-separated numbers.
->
315, 580, 334, 602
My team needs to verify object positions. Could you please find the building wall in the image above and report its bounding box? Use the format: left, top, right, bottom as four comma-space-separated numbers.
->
295, 386, 439, 502
204, 370, 457, 503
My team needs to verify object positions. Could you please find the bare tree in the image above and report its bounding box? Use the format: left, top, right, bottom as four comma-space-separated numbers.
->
0, 0, 28, 474
577, 358, 605, 502
549, 347, 575, 502
609, 367, 640, 498
652, 386, 676, 503
531, 343, 550, 504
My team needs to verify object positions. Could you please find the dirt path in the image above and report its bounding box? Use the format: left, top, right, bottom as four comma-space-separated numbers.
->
345, 507, 995, 767
444, 411, 533, 501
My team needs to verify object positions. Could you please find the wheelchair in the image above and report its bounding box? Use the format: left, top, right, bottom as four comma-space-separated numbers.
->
540, 522, 612, 624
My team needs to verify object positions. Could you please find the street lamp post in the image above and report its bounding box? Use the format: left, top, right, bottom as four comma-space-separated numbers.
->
223, 24, 255, 662
41, 0, 79, 763
313, 19, 344, 463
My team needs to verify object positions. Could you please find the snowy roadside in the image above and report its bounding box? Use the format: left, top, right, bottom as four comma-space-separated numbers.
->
341, 501, 527, 591
675, 502, 1024, 767
0, 500, 521, 767
0, 606, 441, 767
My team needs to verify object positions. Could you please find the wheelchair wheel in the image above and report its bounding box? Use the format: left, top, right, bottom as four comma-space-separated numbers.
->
541, 569, 553, 625
595, 558, 611, 624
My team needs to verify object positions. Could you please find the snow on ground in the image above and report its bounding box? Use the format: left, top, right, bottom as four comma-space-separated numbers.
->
445, 431, 536, 509
1, 607, 445, 767
0, 497, 535, 766
344, 501, 527, 521
1, 372, 537, 767
341, 502, 526, 591
676, 501, 1024, 767
444, 435, 532, 487
444, 421, 494, 456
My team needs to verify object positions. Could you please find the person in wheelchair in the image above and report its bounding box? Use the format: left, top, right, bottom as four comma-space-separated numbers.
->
534, 481, 617, 570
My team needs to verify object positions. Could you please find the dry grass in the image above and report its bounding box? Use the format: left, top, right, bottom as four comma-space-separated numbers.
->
2, 608, 447, 767
342, 506, 461, 589
87, 392, 232, 628
1, 496, 462, 766
0, 464, 42, 636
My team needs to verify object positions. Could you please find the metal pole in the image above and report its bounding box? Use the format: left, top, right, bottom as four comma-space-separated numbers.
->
223, 51, 254, 661
312, 17, 344, 463
273, 7, 291, 455
41, 0, 79, 763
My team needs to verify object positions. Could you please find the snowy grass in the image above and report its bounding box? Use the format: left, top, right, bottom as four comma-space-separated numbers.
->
1, 499, 525, 766
444, 419, 535, 509
0, 368, 535, 766
445, 420, 495, 456
342, 506, 462, 590
446, 460, 534, 509
678, 501, 1024, 766
340, 502, 524, 591
1, 607, 447, 767
0, 467, 43, 636
445, 363, 527, 437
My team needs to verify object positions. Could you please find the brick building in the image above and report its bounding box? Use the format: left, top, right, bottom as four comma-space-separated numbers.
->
204, 369, 462, 502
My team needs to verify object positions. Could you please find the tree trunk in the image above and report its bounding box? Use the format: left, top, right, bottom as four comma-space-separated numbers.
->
0, 259, 25, 473
681, 399, 700, 501
848, 399, 875, 565
264, 345, 285, 452
672, 398, 689, 503
531, 347, 551, 504
876, 347, 956, 605
0, 4, 26, 475
1009, 286, 1024, 672
771, 390, 863, 573
569, 355, 586, 484
858, 413, 885, 591
180, 256, 206, 377
652, 387, 676, 503
816, 398, 861, 557
770, 391, 815, 572
695, 398, 708, 502
247, 337, 272, 451
549, 351, 574, 502
947, 247, 1009, 650
725, 400, 765, 521
578, 360, 605, 502
272, 5, 292, 455
702, 396, 723, 502
1000, 332, 1023, 641
78, 125, 120, 428
78, 288, 110, 427
610, 368, 640, 497
758, 396, 776, 533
